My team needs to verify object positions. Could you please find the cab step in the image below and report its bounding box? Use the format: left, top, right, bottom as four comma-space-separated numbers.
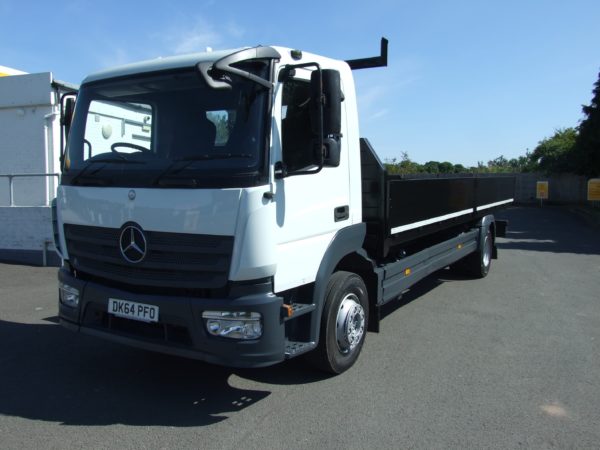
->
284, 340, 317, 358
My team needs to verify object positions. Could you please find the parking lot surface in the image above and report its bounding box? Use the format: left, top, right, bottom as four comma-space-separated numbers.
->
1, 206, 599, 449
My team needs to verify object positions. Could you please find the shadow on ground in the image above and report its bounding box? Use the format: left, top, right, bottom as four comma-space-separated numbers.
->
495, 206, 600, 255
0, 316, 327, 427
0, 317, 269, 426
0, 276, 452, 427
0, 271, 491, 426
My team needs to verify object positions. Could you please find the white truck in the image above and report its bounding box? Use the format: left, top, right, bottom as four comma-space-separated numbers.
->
55, 39, 513, 373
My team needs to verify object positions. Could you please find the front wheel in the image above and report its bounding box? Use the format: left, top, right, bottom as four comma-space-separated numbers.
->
309, 271, 369, 374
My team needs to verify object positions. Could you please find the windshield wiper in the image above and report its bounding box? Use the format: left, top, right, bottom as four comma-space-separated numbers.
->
152, 153, 253, 186
69, 158, 144, 186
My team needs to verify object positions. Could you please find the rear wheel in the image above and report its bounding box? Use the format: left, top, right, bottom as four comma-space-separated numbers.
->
309, 271, 369, 374
450, 228, 494, 278
461, 228, 493, 278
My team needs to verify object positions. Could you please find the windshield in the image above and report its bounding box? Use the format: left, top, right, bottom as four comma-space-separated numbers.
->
63, 66, 270, 188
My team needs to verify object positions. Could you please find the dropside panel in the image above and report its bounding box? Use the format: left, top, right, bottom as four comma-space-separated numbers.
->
382, 176, 514, 256
358, 139, 515, 258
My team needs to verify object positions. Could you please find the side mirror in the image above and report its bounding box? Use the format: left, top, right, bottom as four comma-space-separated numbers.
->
63, 97, 75, 133
60, 94, 77, 170
315, 69, 341, 135
322, 138, 341, 167
310, 70, 342, 167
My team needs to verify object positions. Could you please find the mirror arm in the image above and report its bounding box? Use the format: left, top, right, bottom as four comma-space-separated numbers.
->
198, 46, 281, 89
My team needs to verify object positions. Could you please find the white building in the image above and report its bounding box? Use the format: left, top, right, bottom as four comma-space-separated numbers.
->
0, 68, 77, 265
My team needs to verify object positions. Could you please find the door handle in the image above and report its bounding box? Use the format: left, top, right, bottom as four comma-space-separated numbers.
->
334, 205, 349, 222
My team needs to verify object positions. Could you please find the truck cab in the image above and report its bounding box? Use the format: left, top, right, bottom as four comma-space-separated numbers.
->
56, 45, 368, 371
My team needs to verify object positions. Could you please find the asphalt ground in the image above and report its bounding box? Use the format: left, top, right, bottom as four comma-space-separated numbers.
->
0, 206, 599, 449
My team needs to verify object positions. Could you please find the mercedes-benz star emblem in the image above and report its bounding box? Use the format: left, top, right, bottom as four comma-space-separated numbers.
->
119, 224, 147, 263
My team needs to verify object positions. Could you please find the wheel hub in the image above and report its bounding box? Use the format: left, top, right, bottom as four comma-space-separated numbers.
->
483, 234, 492, 267
336, 294, 365, 354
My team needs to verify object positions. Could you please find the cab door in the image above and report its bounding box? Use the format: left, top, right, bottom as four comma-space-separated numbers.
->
271, 67, 351, 293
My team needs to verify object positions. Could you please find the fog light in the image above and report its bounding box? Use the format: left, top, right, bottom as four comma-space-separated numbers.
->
202, 311, 262, 340
59, 282, 79, 307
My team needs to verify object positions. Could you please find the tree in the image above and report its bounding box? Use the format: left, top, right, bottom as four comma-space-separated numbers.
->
384, 152, 422, 175
423, 161, 440, 174
529, 128, 578, 174
483, 155, 531, 173
574, 71, 600, 177
513, 154, 536, 172
487, 155, 511, 173
453, 163, 467, 173
438, 161, 454, 173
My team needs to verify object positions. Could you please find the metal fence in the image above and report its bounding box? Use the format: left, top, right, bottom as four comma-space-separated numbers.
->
0, 173, 59, 207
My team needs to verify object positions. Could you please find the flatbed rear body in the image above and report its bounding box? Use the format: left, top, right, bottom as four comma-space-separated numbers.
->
360, 138, 514, 259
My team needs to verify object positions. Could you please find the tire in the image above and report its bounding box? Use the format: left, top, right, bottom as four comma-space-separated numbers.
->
460, 229, 493, 278
308, 271, 369, 374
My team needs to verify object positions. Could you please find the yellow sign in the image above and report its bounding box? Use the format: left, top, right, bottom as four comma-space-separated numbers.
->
588, 178, 600, 201
536, 181, 549, 200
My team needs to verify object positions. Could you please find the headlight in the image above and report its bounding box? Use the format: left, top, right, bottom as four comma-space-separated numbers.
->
59, 282, 79, 307
202, 311, 262, 340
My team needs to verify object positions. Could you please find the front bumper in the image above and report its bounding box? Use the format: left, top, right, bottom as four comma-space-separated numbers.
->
58, 269, 285, 368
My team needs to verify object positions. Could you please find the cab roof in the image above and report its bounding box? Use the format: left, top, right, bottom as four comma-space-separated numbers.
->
82, 48, 245, 84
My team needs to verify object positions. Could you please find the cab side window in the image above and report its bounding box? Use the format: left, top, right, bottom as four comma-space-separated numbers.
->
281, 80, 314, 172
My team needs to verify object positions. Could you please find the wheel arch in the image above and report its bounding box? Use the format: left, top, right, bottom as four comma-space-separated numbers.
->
334, 251, 381, 332
309, 223, 371, 343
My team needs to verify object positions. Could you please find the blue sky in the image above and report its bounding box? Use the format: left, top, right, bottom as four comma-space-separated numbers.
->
2, 0, 599, 166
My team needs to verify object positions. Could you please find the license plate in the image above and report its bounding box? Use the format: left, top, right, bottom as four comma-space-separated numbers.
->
108, 298, 159, 323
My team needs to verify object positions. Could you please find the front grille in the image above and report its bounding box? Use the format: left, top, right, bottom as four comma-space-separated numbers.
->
64, 224, 233, 289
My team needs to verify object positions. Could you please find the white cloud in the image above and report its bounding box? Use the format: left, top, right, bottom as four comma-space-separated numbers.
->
357, 84, 388, 111
173, 21, 221, 54
226, 21, 245, 40
355, 58, 421, 124
158, 16, 244, 55
370, 108, 390, 120
97, 47, 132, 69
87, 16, 245, 73
63, 0, 88, 14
